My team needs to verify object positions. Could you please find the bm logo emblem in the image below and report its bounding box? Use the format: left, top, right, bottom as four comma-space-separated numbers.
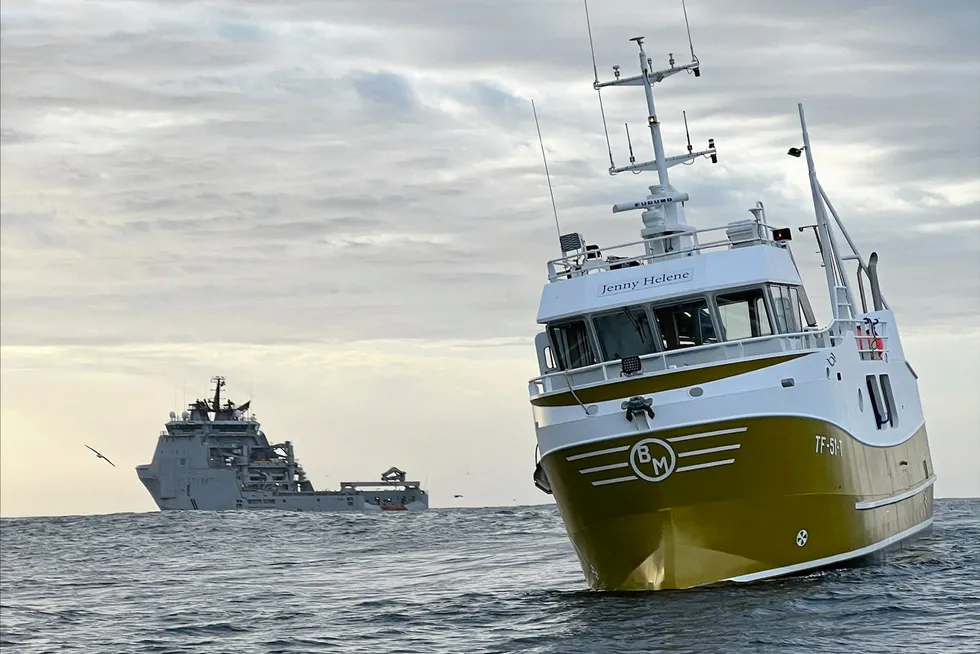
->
629, 438, 677, 482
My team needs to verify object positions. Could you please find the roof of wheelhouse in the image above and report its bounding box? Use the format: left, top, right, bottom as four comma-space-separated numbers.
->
537, 241, 802, 324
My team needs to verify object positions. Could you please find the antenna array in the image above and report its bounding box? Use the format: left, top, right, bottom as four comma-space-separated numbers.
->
580, 0, 718, 250
584, 0, 716, 182
532, 1, 720, 255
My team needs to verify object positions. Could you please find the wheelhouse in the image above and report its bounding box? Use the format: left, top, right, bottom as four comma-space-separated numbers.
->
544, 281, 810, 373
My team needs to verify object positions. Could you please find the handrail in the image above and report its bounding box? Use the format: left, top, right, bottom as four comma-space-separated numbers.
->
528, 316, 893, 398
855, 264, 869, 313
547, 221, 780, 282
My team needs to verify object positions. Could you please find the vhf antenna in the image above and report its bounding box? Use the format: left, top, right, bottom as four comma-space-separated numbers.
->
531, 99, 563, 254
683, 110, 693, 154
683, 0, 698, 64
625, 123, 636, 164
584, 0, 615, 169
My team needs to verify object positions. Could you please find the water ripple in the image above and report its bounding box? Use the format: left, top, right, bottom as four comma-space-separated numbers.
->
1, 500, 977, 653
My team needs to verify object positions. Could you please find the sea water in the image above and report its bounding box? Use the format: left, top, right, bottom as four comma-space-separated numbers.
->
1, 499, 978, 653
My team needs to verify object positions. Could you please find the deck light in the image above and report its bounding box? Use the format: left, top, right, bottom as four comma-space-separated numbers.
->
620, 355, 643, 376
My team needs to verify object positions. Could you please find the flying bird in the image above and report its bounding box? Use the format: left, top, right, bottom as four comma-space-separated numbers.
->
85, 445, 115, 467
453, 494, 463, 499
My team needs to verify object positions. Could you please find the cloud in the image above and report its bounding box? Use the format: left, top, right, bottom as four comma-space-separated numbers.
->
3, 0, 977, 344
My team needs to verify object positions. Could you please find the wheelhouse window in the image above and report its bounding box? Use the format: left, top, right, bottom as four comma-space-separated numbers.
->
548, 319, 596, 371
593, 306, 658, 362
769, 284, 803, 334
653, 299, 718, 350
715, 288, 772, 340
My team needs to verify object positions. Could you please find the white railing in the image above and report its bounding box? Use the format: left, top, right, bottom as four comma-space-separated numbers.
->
546, 222, 780, 282
528, 317, 891, 399
850, 317, 890, 362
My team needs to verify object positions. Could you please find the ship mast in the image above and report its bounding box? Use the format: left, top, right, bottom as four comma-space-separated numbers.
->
797, 105, 852, 321
588, 0, 717, 256
211, 375, 225, 414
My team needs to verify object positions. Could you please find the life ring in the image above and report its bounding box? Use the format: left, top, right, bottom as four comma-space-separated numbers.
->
855, 327, 869, 353
856, 325, 884, 358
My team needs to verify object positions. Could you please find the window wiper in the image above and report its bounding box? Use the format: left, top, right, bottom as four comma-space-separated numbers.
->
622, 307, 647, 342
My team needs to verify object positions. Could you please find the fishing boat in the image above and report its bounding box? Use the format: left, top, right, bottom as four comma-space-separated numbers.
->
527, 4, 934, 590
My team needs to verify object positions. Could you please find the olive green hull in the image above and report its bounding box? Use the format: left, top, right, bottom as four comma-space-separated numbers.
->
543, 416, 934, 591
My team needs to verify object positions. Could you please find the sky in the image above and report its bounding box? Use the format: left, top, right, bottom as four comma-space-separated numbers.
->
1, 0, 978, 517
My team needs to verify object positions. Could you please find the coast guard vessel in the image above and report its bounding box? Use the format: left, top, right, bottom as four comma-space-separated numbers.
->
136, 377, 429, 512
527, 3, 934, 590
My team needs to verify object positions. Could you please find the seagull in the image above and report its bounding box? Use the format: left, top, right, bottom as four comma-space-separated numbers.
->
85, 445, 115, 467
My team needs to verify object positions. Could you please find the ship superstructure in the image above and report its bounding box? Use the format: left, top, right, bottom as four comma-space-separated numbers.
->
527, 2, 934, 590
137, 377, 428, 512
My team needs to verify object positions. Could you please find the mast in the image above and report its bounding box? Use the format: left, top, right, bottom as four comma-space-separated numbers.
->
211, 375, 225, 414
632, 36, 670, 188
799, 106, 840, 320
796, 104, 856, 321
588, 1, 717, 254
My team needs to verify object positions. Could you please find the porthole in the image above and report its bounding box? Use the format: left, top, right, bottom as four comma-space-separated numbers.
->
858, 388, 864, 412
689, 387, 704, 397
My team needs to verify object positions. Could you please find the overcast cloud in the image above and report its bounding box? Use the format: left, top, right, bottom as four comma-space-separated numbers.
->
2, 0, 978, 515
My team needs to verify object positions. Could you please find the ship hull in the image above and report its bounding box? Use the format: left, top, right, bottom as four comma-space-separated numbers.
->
136, 466, 429, 513
542, 415, 934, 590
149, 501, 429, 513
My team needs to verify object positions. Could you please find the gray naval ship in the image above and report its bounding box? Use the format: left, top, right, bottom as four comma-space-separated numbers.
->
136, 376, 429, 512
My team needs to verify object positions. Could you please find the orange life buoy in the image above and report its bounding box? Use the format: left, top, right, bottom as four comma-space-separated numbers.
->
857, 325, 884, 358
856, 327, 868, 352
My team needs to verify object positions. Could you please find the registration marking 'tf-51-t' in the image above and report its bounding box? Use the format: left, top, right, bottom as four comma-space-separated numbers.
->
814, 435, 843, 457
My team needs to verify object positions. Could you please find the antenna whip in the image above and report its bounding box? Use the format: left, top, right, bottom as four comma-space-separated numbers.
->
584, 0, 615, 168
584, 0, 599, 83
682, 0, 697, 62
531, 99, 563, 251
